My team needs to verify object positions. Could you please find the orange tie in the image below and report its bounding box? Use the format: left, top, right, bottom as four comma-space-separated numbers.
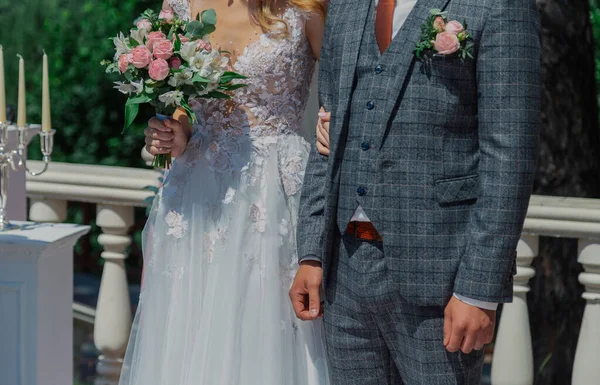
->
375, 0, 395, 54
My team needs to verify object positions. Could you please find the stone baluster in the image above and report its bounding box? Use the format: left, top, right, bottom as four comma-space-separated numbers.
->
572, 240, 600, 385
491, 235, 539, 385
94, 205, 134, 385
29, 198, 67, 223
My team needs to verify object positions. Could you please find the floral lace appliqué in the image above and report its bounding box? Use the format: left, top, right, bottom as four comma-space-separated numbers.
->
249, 203, 267, 232
165, 210, 189, 239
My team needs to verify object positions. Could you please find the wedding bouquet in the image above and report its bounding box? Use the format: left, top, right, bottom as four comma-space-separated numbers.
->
103, 8, 246, 168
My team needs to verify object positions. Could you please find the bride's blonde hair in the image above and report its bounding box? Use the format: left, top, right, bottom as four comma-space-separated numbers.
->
255, 0, 326, 35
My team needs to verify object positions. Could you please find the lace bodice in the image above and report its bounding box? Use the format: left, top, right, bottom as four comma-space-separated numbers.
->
168, 0, 316, 143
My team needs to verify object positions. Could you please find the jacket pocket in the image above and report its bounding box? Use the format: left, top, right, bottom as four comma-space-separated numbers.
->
434, 174, 479, 206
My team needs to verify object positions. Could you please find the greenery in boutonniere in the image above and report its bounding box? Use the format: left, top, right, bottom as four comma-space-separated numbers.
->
415, 8, 474, 61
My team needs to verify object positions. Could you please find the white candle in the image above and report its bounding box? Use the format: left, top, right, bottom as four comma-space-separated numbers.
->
17, 54, 26, 127
42, 51, 51, 132
0, 46, 6, 123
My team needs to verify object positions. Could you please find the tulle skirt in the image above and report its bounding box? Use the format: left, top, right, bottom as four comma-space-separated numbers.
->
119, 129, 330, 385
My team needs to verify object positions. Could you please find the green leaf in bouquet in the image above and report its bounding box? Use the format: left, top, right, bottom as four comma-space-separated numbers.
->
201, 9, 217, 26
186, 20, 205, 37
192, 73, 211, 83
204, 91, 230, 99
180, 98, 197, 124
124, 71, 134, 82
167, 25, 176, 41
201, 24, 216, 36
124, 103, 139, 133
123, 94, 152, 133
219, 83, 247, 91
219, 71, 248, 84
174, 34, 182, 51
130, 37, 140, 48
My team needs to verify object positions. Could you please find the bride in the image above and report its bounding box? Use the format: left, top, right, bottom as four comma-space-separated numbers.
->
118, 0, 331, 384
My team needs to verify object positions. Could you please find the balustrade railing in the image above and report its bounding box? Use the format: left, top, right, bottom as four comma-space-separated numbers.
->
26, 163, 600, 385
26, 159, 160, 385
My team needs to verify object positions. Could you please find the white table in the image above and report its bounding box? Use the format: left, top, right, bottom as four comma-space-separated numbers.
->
0, 222, 89, 385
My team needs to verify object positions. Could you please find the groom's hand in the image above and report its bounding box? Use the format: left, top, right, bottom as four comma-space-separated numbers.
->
316, 108, 331, 156
443, 296, 496, 354
290, 260, 323, 321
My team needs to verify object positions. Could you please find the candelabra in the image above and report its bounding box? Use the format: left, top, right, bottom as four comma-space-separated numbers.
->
0, 121, 54, 231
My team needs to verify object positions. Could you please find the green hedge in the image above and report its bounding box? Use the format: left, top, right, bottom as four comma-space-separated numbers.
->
0, 0, 157, 166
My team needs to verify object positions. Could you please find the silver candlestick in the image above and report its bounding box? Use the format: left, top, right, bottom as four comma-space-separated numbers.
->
0, 121, 55, 231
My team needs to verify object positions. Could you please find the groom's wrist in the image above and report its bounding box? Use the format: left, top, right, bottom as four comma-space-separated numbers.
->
453, 293, 498, 311
299, 255, 322, 266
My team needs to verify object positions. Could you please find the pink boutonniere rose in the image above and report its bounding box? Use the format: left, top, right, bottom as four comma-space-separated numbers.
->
415, 9, 474, 61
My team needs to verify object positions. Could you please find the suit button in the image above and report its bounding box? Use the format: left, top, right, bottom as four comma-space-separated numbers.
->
357, 186, 366, 196
366, 101, 375, 110
361, 141, 370, 151
375, 65, 383, 74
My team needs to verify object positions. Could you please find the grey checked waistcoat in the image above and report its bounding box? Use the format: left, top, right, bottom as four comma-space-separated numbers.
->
297, 0, 541, 306
337, 0, 406, 231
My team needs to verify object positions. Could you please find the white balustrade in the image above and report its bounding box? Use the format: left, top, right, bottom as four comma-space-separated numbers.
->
25, 160, 160, 385
22, 162, 600, 384
94, 204, 134, 385
572, 239, 600, 385
29, 198, 67, 223
491, 235, 538, 385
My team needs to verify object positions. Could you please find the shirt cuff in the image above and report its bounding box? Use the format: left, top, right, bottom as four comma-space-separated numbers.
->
453, 293, 498, 311
299, 255, 321, 263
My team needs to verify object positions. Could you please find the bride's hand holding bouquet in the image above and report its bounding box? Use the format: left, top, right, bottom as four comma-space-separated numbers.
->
103, 8, 246, 168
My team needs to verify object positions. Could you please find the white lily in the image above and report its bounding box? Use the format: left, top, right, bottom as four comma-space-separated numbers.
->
168, 69, 194, 87
114, 80, 144, 95
113, 32, 132, 60
159, 90, 185, 107
179, 41, 198, 63
130, 29, 147, 47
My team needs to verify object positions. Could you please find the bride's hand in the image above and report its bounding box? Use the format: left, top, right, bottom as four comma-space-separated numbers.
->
145, 115, 191, 158
316, 107, 330, 156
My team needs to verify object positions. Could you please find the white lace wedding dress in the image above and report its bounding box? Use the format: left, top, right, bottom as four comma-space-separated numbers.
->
118, 1, 329, 385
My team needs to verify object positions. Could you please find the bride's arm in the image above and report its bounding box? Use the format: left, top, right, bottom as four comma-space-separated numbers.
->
305, 0, 328, 60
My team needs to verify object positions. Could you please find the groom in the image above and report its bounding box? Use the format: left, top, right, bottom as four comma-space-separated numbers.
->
291, 0, 541, 383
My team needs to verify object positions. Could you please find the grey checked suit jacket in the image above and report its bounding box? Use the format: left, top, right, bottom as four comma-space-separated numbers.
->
297, 0, 541, 305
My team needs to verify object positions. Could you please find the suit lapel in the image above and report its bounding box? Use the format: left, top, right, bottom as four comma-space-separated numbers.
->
330, 0, 372, 154
380, 0, 451, 121
335, 0, 371, 106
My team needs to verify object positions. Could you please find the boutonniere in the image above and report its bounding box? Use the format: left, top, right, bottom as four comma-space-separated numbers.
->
415, 9, 474, 61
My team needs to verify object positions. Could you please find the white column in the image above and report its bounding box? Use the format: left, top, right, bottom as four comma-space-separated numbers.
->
29, 198, 67, 223
0, 222, 89, 385
572, 240, 600, 385
94, 205, 134, 385
491, 235, 539, 385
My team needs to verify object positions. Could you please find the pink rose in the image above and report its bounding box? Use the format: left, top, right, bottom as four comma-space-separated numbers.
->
130, 46, 153, 68
118, 53, 132, 73
445, 21, 465, 35
159, 9, 174, 22
148, 59, 170, 81
433, 32, 461, 55
136, 19, 152, 31
153, 39, 174, 60
169, 57, 182, 70
433, 16, 446, 33
172, 33, 189, 44
146, 31, 167, 51
196, 39, 212, 52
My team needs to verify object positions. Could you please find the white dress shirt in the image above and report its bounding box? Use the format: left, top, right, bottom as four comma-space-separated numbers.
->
318, 0, 497, 311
